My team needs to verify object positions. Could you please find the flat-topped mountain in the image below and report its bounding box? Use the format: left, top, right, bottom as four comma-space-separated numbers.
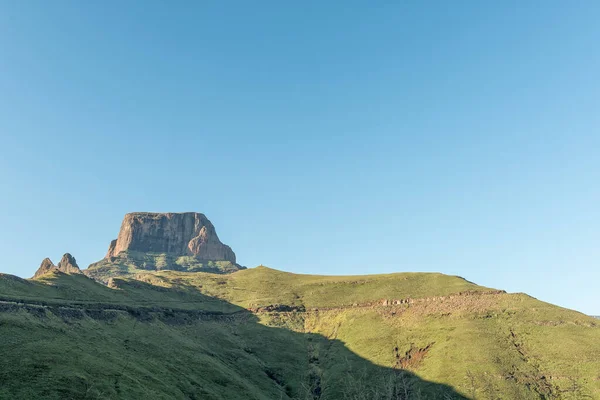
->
86, 212, 243, 282
106, 212, 236, 262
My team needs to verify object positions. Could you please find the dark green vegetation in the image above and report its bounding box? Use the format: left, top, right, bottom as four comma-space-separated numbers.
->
1, 267, 599, 399
86, 250, 243, 284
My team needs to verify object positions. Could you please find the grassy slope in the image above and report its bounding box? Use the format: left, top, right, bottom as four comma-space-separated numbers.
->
0, 270, 463, 400
0, 303, 309, 399
1, 267, 599, 399
142, 266, 492, 308
137, 267, 600, 399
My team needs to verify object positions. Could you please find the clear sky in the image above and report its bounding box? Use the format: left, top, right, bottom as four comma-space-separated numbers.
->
1, 1, 598, 315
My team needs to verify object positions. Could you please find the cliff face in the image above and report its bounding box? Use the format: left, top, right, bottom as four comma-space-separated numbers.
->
105, 212, 236, 263
86, 212, 243, 282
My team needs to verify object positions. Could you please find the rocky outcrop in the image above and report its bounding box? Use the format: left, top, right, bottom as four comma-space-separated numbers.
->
33, 253, 82, 278
33, 258, 57, 278
105, 239, 117, 259
105, 212, 236, 262
57, 253, 82, 275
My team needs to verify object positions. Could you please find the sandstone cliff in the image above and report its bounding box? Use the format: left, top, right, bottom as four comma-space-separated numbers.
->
86, 212, 243, 282
105, 212, 236, 262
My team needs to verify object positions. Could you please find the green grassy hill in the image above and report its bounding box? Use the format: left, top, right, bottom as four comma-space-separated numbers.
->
1, 267, 598, 399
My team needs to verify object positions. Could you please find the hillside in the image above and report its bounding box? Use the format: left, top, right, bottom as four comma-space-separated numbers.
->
1, 267, 599, 399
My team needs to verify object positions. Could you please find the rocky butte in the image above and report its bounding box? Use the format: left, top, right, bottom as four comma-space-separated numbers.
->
86, 212, 244, 282
105, 212, 236, 262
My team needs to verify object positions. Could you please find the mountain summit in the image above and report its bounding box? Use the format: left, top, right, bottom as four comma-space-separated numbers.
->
86, 212, 243, 282
33, 253, 82, 278
105, 212, 236, 262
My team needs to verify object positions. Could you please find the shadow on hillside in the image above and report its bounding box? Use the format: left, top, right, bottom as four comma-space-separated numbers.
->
117, 277, 470, 399
1, 274, 470, 400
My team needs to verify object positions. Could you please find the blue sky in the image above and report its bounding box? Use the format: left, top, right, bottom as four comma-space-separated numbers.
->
1, 1, 598, 314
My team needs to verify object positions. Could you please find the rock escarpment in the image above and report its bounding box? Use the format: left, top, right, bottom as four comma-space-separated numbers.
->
87, 212, 244, 282
105, 212, 236, 263
33, 253, 82, 278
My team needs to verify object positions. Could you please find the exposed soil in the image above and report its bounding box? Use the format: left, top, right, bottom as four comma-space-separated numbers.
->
393, 343, 434, 369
